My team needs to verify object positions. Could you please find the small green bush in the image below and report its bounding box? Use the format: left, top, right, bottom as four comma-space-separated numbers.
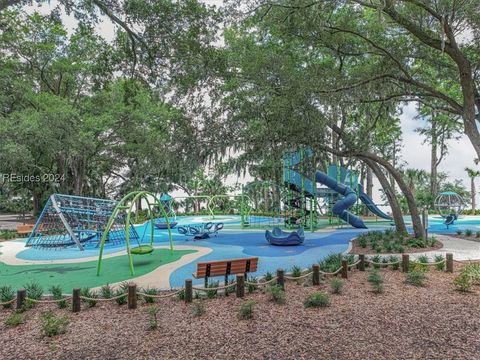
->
367, 270, 384, 294
371, 255, 382, 269
476, 231, 480, 238
40, 310, 69, 337
141, 287, 158, 303
291, 265, 302, 278
206, 281, 219, 299
191, 299, 205, 317
466, 229, 473, 236
247, 276, 258, 294
100, 284, 114, 299
146, 306, 160, 330
304, 292, 330, 308
238, 300, 255, 320
418, 255, 429, 264
389, 255, 400, 270
359, 237, 367, 248
0, 285, 15, 309
428, 236, 438, 247
330, 278, 343, 294
456, 229, 463, 235
266, 284, 286, 304
49, 285, 68, 309
24, 282, 43, 308
405, 271, 427, 287
4, 312, 24, 327
177, 289, 186, 300
453, 273, 472, 293
264, 272, 273, 281
80, 288, 97, 308
434, 255, 445, 271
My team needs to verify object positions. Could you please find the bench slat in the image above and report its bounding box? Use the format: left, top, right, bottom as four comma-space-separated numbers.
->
193, 257, 259, 279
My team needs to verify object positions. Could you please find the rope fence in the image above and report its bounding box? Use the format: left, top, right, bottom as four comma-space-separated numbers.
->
3, 252, 456, 312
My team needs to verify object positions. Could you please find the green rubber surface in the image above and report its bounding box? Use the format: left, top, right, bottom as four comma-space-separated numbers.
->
0, 249, 196, 291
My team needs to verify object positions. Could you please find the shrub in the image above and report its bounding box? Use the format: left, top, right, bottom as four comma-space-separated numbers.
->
141, 287, 159, 303
407, 238, 426, 248
266, 284, 286, 304
367, 270, 384, 294
0, 285, 15, 309
330, 278, 343, 294
304, 292, 330, 308
418, 255, 429, 264
291, 265, 302, 278
389, 255, 400, 270
429, 236, 438, 247
453, 273, 472, 293
191, 299, 205, 317
49, 285, 68, 309
359, 237, 368, 248
114, 289, 127, 305
371, 255, 382, 269
177, 289, 186, 300
24, 282, 43, 308
4, 312, 24, 327
100, 284, 114, 299
476, 231, 480, 238
146, 306, 160, 330
459, 263, 480, 284
394, 244, 405, 253
40, 310, 69, 337
264, 272, 273, 281
206, 281, 219, 299
80, 288, 97, 308
466, 229, 473, 236
456, 229, 463, 235
405, 271, 427, 287
238, 300, 255, 320
434, 255, 445, 271
247, 276, 258, 294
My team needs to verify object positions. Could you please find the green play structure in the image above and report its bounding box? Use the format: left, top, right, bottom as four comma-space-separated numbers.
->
96, 190, 174, 276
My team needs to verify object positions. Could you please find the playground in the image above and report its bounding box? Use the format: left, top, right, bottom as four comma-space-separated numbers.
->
0, 150, 478, 290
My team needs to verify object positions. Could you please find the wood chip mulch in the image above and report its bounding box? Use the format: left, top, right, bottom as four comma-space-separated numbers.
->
0, 265, 479, 360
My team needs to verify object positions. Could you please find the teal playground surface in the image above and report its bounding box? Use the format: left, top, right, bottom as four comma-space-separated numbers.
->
10, 214, 480, 288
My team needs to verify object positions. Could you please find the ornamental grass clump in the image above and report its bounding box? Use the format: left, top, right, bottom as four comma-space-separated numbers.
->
141, 287, 159, 303
100, 284, 114, 299
434, 255, 445, 271
0, 285, 15, 309
191, 299, 205, 317
466, 229, 473, 236
304, 292, 330, 308
40, 310, 69, 337
146, 306, 160, 330
389, 255, 400, 270
49, 285, 68, 309
4, 312, 24, 327
80, 287, 97, 308
330, 278, 343, 294
238, 300, 255, 320
266, 284, 286, 304
405, 271, 427, 287
24, 282, 43, 308
291, 265, 302, 278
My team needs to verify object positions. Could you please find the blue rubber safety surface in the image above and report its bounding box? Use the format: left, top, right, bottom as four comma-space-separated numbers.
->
13, 214, 480, 288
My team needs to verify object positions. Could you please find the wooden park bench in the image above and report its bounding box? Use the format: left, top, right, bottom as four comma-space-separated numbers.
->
193, 257, 259, 287
16, 224, 35, 236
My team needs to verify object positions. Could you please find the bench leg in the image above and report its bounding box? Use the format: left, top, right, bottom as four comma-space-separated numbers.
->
224, 274, 228, 286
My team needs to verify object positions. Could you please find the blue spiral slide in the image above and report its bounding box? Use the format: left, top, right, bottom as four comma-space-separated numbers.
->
283, 149, 392, 229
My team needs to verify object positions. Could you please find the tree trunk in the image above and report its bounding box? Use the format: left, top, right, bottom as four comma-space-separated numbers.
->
471, 177, 476, 215
365, 165, 373, 216
363, 159, 408, 235
430, 123, 438, 209
355, 152, 424, 238
32, 190, 42, 216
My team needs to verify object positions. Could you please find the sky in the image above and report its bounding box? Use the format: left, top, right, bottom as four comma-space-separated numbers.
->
24, 1, 479, 202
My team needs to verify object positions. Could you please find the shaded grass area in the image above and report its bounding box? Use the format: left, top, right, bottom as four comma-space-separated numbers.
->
0, 249, 196, 290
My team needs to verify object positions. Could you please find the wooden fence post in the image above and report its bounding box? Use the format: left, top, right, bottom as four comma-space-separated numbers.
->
72, 288, 81, 313
16, 289, 26, 310
359, 254, 365, 271
341, 260, 348, 279
446, 253, 453, 273
185, 279, 193, 303
312, 264, 320, 285
277, 269, 285, 290
236, 274, 245, 298
402, 254, 410, 273
128, 284, 137, 309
